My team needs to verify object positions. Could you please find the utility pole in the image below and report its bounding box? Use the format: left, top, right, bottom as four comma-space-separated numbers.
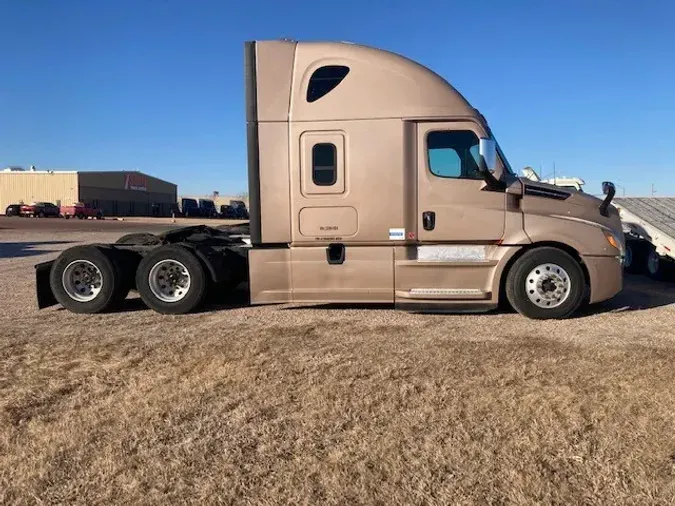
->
651, 183, 656, 196
553, 161, 556, 184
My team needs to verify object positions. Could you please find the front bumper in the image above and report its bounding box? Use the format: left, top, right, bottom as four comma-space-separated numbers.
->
583, 254, 623, 304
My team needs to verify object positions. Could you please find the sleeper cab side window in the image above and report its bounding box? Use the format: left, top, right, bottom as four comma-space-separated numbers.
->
427, 130, 482, 180
306, 65, 350, 103
312, 143, 337, 186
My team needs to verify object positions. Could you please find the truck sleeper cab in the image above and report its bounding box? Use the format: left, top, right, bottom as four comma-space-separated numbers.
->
244, 39, 625, 319
34, 40, 625, 319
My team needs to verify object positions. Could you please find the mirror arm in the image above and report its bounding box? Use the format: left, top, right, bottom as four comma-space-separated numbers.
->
599, 181, 616, 217
478, 156, 506, 191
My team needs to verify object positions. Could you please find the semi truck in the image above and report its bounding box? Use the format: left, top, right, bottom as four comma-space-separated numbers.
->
33, 39, 625, 320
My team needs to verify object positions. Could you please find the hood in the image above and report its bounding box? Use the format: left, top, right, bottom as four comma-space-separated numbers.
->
519, 178, 623, 234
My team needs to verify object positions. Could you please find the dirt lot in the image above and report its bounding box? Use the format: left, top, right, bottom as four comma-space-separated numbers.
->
1, 226, 675, 505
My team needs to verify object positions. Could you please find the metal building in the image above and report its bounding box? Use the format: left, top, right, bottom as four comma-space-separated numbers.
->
0, 169, 177, 217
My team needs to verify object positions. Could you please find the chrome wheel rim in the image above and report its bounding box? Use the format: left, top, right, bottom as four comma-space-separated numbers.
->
647, 251, 659, 275
62, 260, 103, 302
525, 263, 571, 309
148, 259, 191, 302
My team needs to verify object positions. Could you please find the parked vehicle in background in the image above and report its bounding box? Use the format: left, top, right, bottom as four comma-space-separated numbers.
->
34, 39, 625, 320
199, 198, 218, 218
521, 167, 585, 192
180, 198, 199, 217
5, 204, 22, 216
219, 205, 238, 219
20, 202, 61, 217
61, 202, 103, 220
229, 200, 249, 219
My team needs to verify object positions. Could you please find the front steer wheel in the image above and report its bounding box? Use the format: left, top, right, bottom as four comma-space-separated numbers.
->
135, 245, 208, 314
49, 245, 129, 313
505, 247, 585, 320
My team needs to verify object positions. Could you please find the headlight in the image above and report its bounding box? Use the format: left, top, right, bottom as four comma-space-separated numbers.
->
603, 229, 625, 257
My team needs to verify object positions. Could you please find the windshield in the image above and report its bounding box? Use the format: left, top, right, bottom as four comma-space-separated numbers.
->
492, 135, 514, 175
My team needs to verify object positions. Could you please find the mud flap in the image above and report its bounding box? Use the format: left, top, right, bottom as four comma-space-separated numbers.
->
35, 260, 57, 309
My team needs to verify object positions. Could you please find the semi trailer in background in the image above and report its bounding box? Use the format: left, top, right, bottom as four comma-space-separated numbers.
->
614, 198, 675, 280
34, 39, 625, 320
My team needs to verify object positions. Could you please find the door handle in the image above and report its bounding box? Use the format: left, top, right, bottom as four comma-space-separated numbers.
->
422, 211, 435, 231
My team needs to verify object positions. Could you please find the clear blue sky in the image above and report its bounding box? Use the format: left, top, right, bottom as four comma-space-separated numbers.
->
2, 0, 674, 197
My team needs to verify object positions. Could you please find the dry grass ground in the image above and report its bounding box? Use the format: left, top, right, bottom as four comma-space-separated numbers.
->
1, 229, 675, 505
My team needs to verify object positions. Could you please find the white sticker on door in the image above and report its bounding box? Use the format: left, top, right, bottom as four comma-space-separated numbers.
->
389, 228, 405, 240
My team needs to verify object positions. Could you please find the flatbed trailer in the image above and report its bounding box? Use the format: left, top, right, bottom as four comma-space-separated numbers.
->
613, 197, 675, 280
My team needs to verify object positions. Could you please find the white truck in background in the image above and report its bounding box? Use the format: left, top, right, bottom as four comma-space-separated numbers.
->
521, 167, 586, 192
522, 167, 675, 280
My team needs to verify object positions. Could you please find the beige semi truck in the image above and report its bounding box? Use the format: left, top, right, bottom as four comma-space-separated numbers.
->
34, 39, 625, 319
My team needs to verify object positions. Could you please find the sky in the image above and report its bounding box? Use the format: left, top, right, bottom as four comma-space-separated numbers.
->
1, 0, 674, 197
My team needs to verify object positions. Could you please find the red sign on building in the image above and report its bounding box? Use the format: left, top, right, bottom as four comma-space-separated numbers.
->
124, 173, 148, 191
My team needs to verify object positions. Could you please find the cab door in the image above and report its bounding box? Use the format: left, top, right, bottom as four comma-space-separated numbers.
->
417, 121, 506, 242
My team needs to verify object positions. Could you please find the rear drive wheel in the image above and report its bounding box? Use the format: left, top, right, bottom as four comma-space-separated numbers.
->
50, 245, 129, 313
505, 247, 585, 319
135, 245, 207, 314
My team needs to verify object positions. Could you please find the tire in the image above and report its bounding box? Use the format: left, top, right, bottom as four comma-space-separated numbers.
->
135, 244, 208, 314
77, 213, 85, 220
505, 247, 585, 320
38, 211, 45, 218
115, 232, 161, 245
623, 239, 649, 274
49, 245, 129, 313
64, 214, 70, 220
646, 247, 670, 281
96, 212, 103, 220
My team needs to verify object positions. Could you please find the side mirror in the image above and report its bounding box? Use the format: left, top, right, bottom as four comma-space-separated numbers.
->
476, 138, 505, 191
599, 181, 616, 217
479, 138, 497, 172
